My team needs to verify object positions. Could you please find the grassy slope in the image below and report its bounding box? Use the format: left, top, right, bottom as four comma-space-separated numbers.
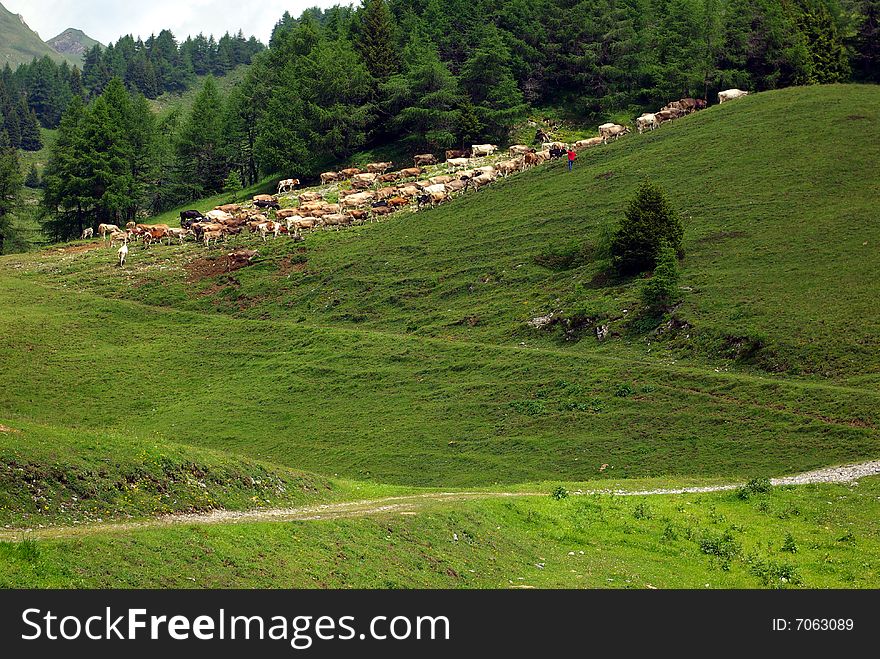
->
0, 85, 879, 588
18, 85, 880, 379
0, 419, 347, 527
1, 85, 878, 489
0, 3, 78, 67
2, 477, 877, 588
0, 272, 877, 487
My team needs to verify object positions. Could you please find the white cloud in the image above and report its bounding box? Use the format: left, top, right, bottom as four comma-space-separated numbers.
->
3, 0, 348, 44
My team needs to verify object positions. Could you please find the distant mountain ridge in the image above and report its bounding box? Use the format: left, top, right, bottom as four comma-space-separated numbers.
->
0, 1, 84, 67
47, 28, 102, 62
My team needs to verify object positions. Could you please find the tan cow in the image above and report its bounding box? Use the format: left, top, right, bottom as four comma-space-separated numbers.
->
298, 192, 323, 204
599, 123, 629, 143
366, 162, 393, 174
471, 144, 498, 157
414, 154, 437, 167
320, 172, 341, 185
574, 137, 603, 149
636, 113, 658, 134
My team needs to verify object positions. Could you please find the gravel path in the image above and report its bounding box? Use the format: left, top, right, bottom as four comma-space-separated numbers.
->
2, 460, 878, 543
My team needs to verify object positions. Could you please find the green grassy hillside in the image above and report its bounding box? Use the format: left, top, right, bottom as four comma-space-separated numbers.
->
2, 476, 878, 588
0, 3, 79, 67
1, 84, 879, 588
1, 85, 878, 490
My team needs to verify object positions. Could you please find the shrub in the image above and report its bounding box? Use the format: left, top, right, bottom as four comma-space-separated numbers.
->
551, 486, 569, 500
632, 501, 653, 520
749, 557, 803, 587
24, 164, 41, 189
737, 477, 773, 500
611, 181, 683, 275
640, 241, 681, 312
781, 533, 798, 553
614, 383, 635, 397
223, 170, 243, 202
699, 529, 741, 570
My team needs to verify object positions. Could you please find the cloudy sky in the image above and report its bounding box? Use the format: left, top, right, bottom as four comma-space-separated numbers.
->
3, 0, 347, 44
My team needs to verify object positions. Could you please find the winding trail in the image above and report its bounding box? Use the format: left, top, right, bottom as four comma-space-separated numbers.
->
2, 460, 878, 543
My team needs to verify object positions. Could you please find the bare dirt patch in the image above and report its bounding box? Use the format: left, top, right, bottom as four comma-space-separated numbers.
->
0, 424, 20, 434
278, 253, 308, 276
185, 257, 230, 283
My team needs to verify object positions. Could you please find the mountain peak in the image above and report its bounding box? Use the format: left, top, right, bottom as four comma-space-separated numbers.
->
47, 28, 102, 60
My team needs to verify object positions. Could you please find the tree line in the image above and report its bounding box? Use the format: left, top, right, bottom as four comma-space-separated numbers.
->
24, 0, 880, 242
1, 28, 263, 151
81, 30, 263, 99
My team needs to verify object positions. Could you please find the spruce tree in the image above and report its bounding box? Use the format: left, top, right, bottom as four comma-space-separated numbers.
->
24, 164, 41, 188
355, 0, 399, 82
851, 0, 880, 82
640, 241, 682, 312
383, 29, 463, 150
0, 130, 22, 253
223, 170, 243, 201
459, 27, 527, 142
176, 76, 228, 196
611, 182, 684, 276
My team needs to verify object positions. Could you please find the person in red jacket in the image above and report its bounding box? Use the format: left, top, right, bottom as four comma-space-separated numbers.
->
567, 148, 577, 171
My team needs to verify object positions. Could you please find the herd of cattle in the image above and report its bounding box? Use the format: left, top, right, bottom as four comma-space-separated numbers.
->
82, 89, 750, 260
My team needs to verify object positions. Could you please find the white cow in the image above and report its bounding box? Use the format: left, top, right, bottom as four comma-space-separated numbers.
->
471, 144, 498, 157
277, 178, 301, 194
636, 113, 658, 134
117, 243, 128, 267
718, 89, 749, 104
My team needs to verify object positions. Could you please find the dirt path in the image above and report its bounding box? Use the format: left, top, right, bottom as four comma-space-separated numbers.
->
2, 460, 878, 543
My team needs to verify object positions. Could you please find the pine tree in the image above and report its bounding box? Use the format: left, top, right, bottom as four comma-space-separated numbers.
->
459, 26, 527, 142
24, 163, 41, 188
223, 170, 243, 201
355, 0, 399, 82
0, 129, 22, 254
640, 241, 682, 312
611, 181, 684, 276
793, 0, 851, 83
851, 0, 880, 82
41, 96, 90, 239
175, 76, 229, 196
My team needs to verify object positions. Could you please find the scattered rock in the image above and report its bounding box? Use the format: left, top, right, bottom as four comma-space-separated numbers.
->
596, 325, 610, 342
527, 313, 555, 329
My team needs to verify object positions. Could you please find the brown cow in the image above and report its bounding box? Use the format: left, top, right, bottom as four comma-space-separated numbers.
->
378, 172, 401, 183
414, 154, 437, 167
366, 162, 393, 174
399, 167, 422, 179
320, 172, 340, 185
226, 249, 259, 271
386, 197, 410, 208
445, 149, 470, 160
339, 168, 362, 179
